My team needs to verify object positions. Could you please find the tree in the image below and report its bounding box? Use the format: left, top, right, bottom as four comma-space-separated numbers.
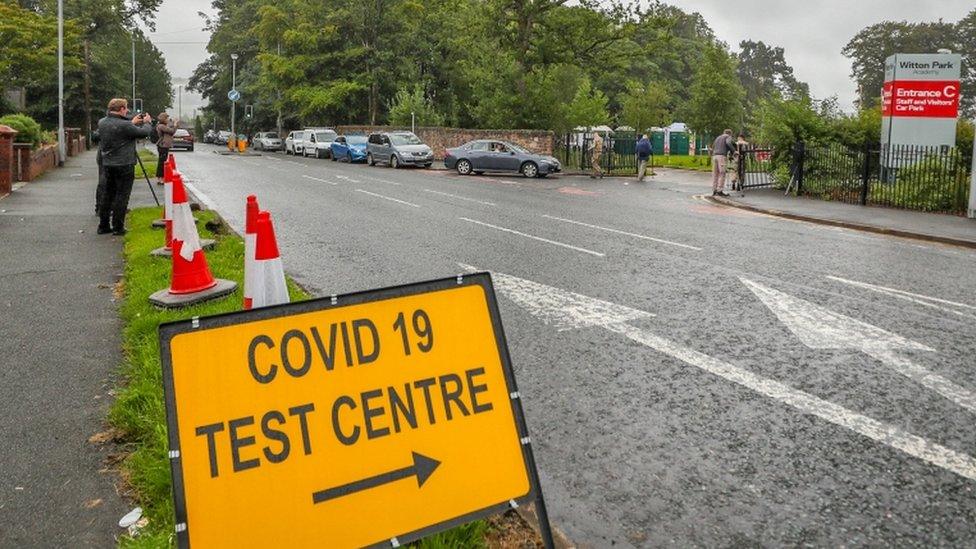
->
684, 44, 744, 138
736, 40, 808, 114
566, 79, 609, 129
618, 81, 669, 132
0, 4, 79, 89
387, 85, 445, 127
956, 8, 976, 118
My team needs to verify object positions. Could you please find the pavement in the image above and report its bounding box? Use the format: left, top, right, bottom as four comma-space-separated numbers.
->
0, 150, 157, 546
170, 144, 976, 547
710, 186, 976, 248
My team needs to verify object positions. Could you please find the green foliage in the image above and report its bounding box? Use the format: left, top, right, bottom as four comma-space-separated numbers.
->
387, 85, 445, 127
194, 116, 205, 140
753, 96, 832, 152
566, 79, 609, 130
869, 154, 970, 212
0, 113, 44, 147
618, 81, 670, 132
684, 44, 745, 138
0, 3, 81, 88
736, 39, 808, 116
832, 105, 882, 148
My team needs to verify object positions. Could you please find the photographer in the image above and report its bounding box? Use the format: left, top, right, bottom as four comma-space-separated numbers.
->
154, 112, 175, 184
96, 98, 152, 235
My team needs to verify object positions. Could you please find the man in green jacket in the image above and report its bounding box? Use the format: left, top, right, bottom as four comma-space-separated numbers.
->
96, 98, 152, 235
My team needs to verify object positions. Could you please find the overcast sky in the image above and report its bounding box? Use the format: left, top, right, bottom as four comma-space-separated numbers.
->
146, 0, 972, 115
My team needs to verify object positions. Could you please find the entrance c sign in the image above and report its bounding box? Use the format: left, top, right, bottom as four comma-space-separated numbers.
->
160, 273, 544, 548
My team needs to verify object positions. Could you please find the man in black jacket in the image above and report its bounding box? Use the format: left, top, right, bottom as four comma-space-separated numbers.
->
96, 98, 152, 235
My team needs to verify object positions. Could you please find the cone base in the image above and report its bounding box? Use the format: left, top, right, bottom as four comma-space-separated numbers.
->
150, 239, 215, 258
152, 217, 199, 230
148, 278, 237, 309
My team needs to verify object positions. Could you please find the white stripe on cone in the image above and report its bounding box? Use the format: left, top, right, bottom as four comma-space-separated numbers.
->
164, 183, 173, 220
243, 233, 257, 307
251, 257, 289, 308
172, 202, 202, 261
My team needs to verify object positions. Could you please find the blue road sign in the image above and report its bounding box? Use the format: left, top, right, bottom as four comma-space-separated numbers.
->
228, 89, 241, 102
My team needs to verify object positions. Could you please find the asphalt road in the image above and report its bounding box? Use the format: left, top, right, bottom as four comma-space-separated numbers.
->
172, 144, 976, 547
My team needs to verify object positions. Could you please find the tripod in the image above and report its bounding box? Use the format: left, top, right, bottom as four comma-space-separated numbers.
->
135, 149, 161, 206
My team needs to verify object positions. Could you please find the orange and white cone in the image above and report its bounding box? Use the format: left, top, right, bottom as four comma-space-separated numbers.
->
151, 172, 213, 258
250, 211, 290, 309
152, 156, 178, 228
243, 195, 260, 309
148, 175, 236, 308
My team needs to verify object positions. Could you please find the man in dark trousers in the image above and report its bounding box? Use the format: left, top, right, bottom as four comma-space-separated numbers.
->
636, 134, 653, 182
97, 98, 152, 235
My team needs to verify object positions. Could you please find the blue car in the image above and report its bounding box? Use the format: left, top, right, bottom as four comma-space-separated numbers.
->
330, 135, 368, 163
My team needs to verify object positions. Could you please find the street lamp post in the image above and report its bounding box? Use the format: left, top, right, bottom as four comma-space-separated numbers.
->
131, 34, 136, 103
177, 85, 183, 121
230, 54, 238, 140
57, 0, 65, 165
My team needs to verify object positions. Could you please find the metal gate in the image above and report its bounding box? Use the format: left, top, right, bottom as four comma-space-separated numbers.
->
733, 145, 777, 190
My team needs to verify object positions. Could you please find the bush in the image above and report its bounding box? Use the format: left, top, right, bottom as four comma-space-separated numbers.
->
870, 153, 970, 212
0, 113, 44, 148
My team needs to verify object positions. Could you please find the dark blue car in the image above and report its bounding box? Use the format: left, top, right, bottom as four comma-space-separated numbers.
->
330, 135, 368, 163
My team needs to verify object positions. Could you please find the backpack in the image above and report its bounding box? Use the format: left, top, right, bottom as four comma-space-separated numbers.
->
149, 120, 160, 144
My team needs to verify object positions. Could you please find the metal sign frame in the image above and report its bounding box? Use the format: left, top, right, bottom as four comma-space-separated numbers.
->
159, 272, 554, 548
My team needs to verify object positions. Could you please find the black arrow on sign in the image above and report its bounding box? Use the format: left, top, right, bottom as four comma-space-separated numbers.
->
311, 451, 442, 504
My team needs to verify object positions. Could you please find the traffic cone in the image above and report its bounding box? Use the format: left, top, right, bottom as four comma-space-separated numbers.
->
243, 195, 260, 309
250, 211, 290, 309
150, 171, 214, 258
152, 156, 177, 228
149, 175, 236, 308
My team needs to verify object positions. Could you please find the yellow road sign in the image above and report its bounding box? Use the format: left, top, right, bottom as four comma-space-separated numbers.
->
160, 273, 545, 548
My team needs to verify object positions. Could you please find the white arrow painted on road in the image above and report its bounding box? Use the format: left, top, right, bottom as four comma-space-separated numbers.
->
741, 278, 976, 414
460, 264, 976, 482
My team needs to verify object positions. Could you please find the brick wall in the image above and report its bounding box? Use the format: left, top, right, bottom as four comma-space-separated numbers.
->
335, 125, 555, 160
13, 143, 58, 182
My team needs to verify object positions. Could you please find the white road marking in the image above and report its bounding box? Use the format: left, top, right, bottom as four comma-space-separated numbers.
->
742, 278, 976, 414
302, 175, 337, 186
355, 189, 420, 208
458, 264, 652, 330
466, 264, 976, 483
542, 214, 702, 251
181, 180, 219, 211
335, 174, 362, 184
361, 175, 403, 186
827, 275, 976, 319
423, 189, 495, 206
458, 218, 605, 257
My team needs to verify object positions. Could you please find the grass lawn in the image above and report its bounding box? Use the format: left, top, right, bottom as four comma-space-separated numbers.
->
111, 207, 502, 547
134, 149, 159, 180
655, 154, 712, 172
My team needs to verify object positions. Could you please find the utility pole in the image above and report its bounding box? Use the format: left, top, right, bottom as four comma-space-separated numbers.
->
57, 0, 65, 165
177, 85, 183, 121
231, 53, 238, 139
969, 122, 976, 219
131, 34, 136, 102
276, 41, 283, 137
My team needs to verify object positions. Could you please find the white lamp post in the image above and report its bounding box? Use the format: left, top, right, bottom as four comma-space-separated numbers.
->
230, 54, 238, 139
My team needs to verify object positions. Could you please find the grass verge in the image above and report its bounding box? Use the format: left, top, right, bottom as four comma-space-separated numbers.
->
134, 149, 159, 180
655, 154, 712, 172
111, 207, 512, 547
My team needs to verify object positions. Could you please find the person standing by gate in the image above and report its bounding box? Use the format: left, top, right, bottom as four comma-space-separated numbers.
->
97, 98, 152, 235
711, 129, 735, 196
590, 130, 604, 179
154, 112, 175, 185
729, 132, 749, 191
636, 134, 652, 182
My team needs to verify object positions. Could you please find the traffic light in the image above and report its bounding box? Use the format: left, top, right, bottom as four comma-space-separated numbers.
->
245, 104, 253, 119
133, 98, 143, 113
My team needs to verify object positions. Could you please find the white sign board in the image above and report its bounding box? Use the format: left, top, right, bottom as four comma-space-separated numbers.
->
881, 53, 961, 150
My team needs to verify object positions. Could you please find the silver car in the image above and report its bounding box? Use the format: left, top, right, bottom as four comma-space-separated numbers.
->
366, 131, 433, 168
253, 131, 282, 151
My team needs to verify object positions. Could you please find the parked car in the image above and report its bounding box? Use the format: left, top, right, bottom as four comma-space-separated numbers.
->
214, 130, 233, 145
366, 131, 433, 168
285, 130, 306, 155
253, 131, 282, 151
444, 140, 561, 178
203, 129, 216, 144
171, 129, 194, 151
330, 135, 368, 163
303, 128, 339, 159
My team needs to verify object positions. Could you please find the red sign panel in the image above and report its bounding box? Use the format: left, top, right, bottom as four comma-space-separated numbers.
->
882, 80, 960, 118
